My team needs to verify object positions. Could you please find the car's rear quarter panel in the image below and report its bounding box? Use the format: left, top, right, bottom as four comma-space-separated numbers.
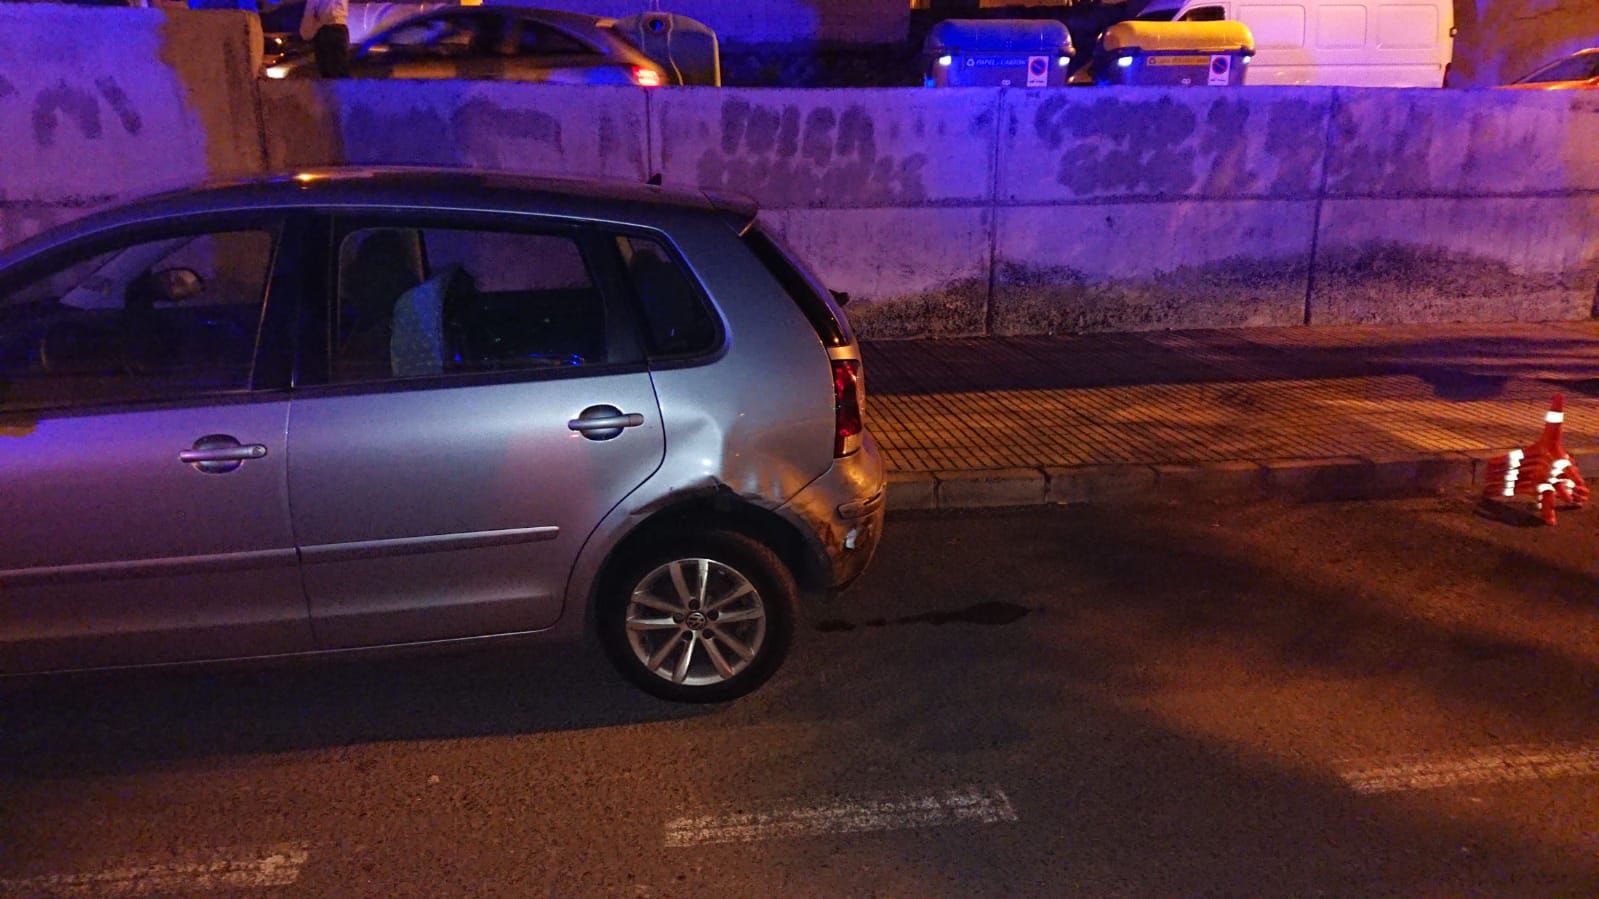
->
554, 208, 838, 638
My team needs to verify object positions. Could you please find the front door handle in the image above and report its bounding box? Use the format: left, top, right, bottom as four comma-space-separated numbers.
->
568, 405, 645, 441
180, 434, 268, 474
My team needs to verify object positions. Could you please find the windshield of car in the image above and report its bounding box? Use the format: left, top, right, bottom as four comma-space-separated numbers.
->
1518, 53, 1599, 83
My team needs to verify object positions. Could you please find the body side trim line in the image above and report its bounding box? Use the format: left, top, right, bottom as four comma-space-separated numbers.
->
300, 526, 561, 564
0, 548, 299, 586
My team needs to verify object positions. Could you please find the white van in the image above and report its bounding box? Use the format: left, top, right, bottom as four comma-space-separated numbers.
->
1135, 0, 1454, 87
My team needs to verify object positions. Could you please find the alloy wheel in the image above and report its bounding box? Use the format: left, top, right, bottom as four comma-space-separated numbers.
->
623, 558, 768, 687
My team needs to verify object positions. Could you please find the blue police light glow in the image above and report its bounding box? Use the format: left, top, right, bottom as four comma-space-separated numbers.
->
1057, 56, 1069, 67
938, 55, 953, 67
1117, 56, 1133, 68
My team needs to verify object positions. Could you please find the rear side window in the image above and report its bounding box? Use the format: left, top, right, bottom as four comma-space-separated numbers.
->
332, 225, 616, 383
520, 23, 596, 55
743, 228, 851, 348
616, 235, 719, 358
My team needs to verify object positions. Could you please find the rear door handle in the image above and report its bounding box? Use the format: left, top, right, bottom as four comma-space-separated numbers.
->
569, 414, 644, 431
180, 435, 268, 474
568, 405, 645, 441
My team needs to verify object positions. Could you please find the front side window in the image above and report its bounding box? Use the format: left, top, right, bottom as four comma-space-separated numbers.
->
0, 229, 273, 413
1182, 5, 1227, 21
333, 225, 615, 383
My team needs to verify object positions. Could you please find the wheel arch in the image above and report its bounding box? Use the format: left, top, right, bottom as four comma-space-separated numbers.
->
579, 488, 829, 637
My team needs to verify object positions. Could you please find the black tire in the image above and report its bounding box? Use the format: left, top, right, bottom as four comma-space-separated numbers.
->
597, 530, 797, 703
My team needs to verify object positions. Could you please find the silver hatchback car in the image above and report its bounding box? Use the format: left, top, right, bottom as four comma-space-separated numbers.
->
0, 168, 885, 702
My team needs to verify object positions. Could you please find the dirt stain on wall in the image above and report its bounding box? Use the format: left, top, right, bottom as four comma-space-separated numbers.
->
1312, 243, 1599, 324
993, 257, 1308, 335
844, 276, 989, 339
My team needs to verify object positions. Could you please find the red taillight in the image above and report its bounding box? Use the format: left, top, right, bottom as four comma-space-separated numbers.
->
632, 66, 663, 87
832, 359, 863, 457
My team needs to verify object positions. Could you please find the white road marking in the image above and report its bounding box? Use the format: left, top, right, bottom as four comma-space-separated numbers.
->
663, 785, 1018, 847
1339, 742, 1599, 795
0, 842, 310, 898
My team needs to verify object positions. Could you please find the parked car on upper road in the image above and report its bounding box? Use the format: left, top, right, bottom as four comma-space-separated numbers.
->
1505, 48, 1599, 90
266, 6, 672, 86
0, 168, 884, 702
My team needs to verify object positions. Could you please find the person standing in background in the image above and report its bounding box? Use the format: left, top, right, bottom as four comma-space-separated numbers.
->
300, 0, 351, 78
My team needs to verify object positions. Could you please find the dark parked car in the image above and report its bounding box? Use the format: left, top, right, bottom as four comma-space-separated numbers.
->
1506, 48, 1599, 90
266, 6, 671, 86
0, 169, 885, 702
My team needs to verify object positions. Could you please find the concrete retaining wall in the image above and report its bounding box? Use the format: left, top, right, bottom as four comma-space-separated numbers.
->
2, 5, 1595, 338
640, 86, 1599, 337
0, 7, 264, 249
1317, 89, 1599, 326
260, 80, 649, 180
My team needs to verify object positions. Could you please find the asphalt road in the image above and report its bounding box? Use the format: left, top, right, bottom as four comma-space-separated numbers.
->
4, 495, 1599, 897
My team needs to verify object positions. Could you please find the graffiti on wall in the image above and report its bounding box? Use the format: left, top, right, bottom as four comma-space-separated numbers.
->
1026, 93, 1328, 198
15, 77, 144, 149
686, 97, 948, 207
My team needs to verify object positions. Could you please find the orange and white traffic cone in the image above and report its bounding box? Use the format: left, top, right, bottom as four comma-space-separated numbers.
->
1483, 394, 1589, 525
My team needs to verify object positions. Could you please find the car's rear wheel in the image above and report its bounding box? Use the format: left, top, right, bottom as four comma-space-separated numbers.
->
598, 531, 796, 703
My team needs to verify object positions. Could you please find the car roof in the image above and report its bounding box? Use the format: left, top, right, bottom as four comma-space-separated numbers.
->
0, 168, 759, 269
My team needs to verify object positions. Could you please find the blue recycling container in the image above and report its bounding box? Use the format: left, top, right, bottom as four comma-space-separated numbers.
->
924, 19, 1074, 88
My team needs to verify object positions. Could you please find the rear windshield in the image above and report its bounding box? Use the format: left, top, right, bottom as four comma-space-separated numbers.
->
744, 228, 851, 348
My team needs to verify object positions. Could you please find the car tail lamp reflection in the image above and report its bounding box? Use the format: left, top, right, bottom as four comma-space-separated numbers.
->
832, 359, 863, 457
632, 66, 663, 87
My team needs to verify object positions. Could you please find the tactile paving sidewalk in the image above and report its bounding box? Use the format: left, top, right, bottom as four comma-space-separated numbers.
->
865, 322, 1599, 474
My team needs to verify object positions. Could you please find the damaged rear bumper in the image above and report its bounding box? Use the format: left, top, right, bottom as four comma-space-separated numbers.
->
778, 432, 887, 592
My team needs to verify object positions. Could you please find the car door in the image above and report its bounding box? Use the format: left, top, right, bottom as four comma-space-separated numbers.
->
287, 213, 664, 648
0, 215, 311, 673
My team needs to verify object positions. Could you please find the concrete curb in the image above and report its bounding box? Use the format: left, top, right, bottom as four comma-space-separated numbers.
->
884, 446, 1595, 512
